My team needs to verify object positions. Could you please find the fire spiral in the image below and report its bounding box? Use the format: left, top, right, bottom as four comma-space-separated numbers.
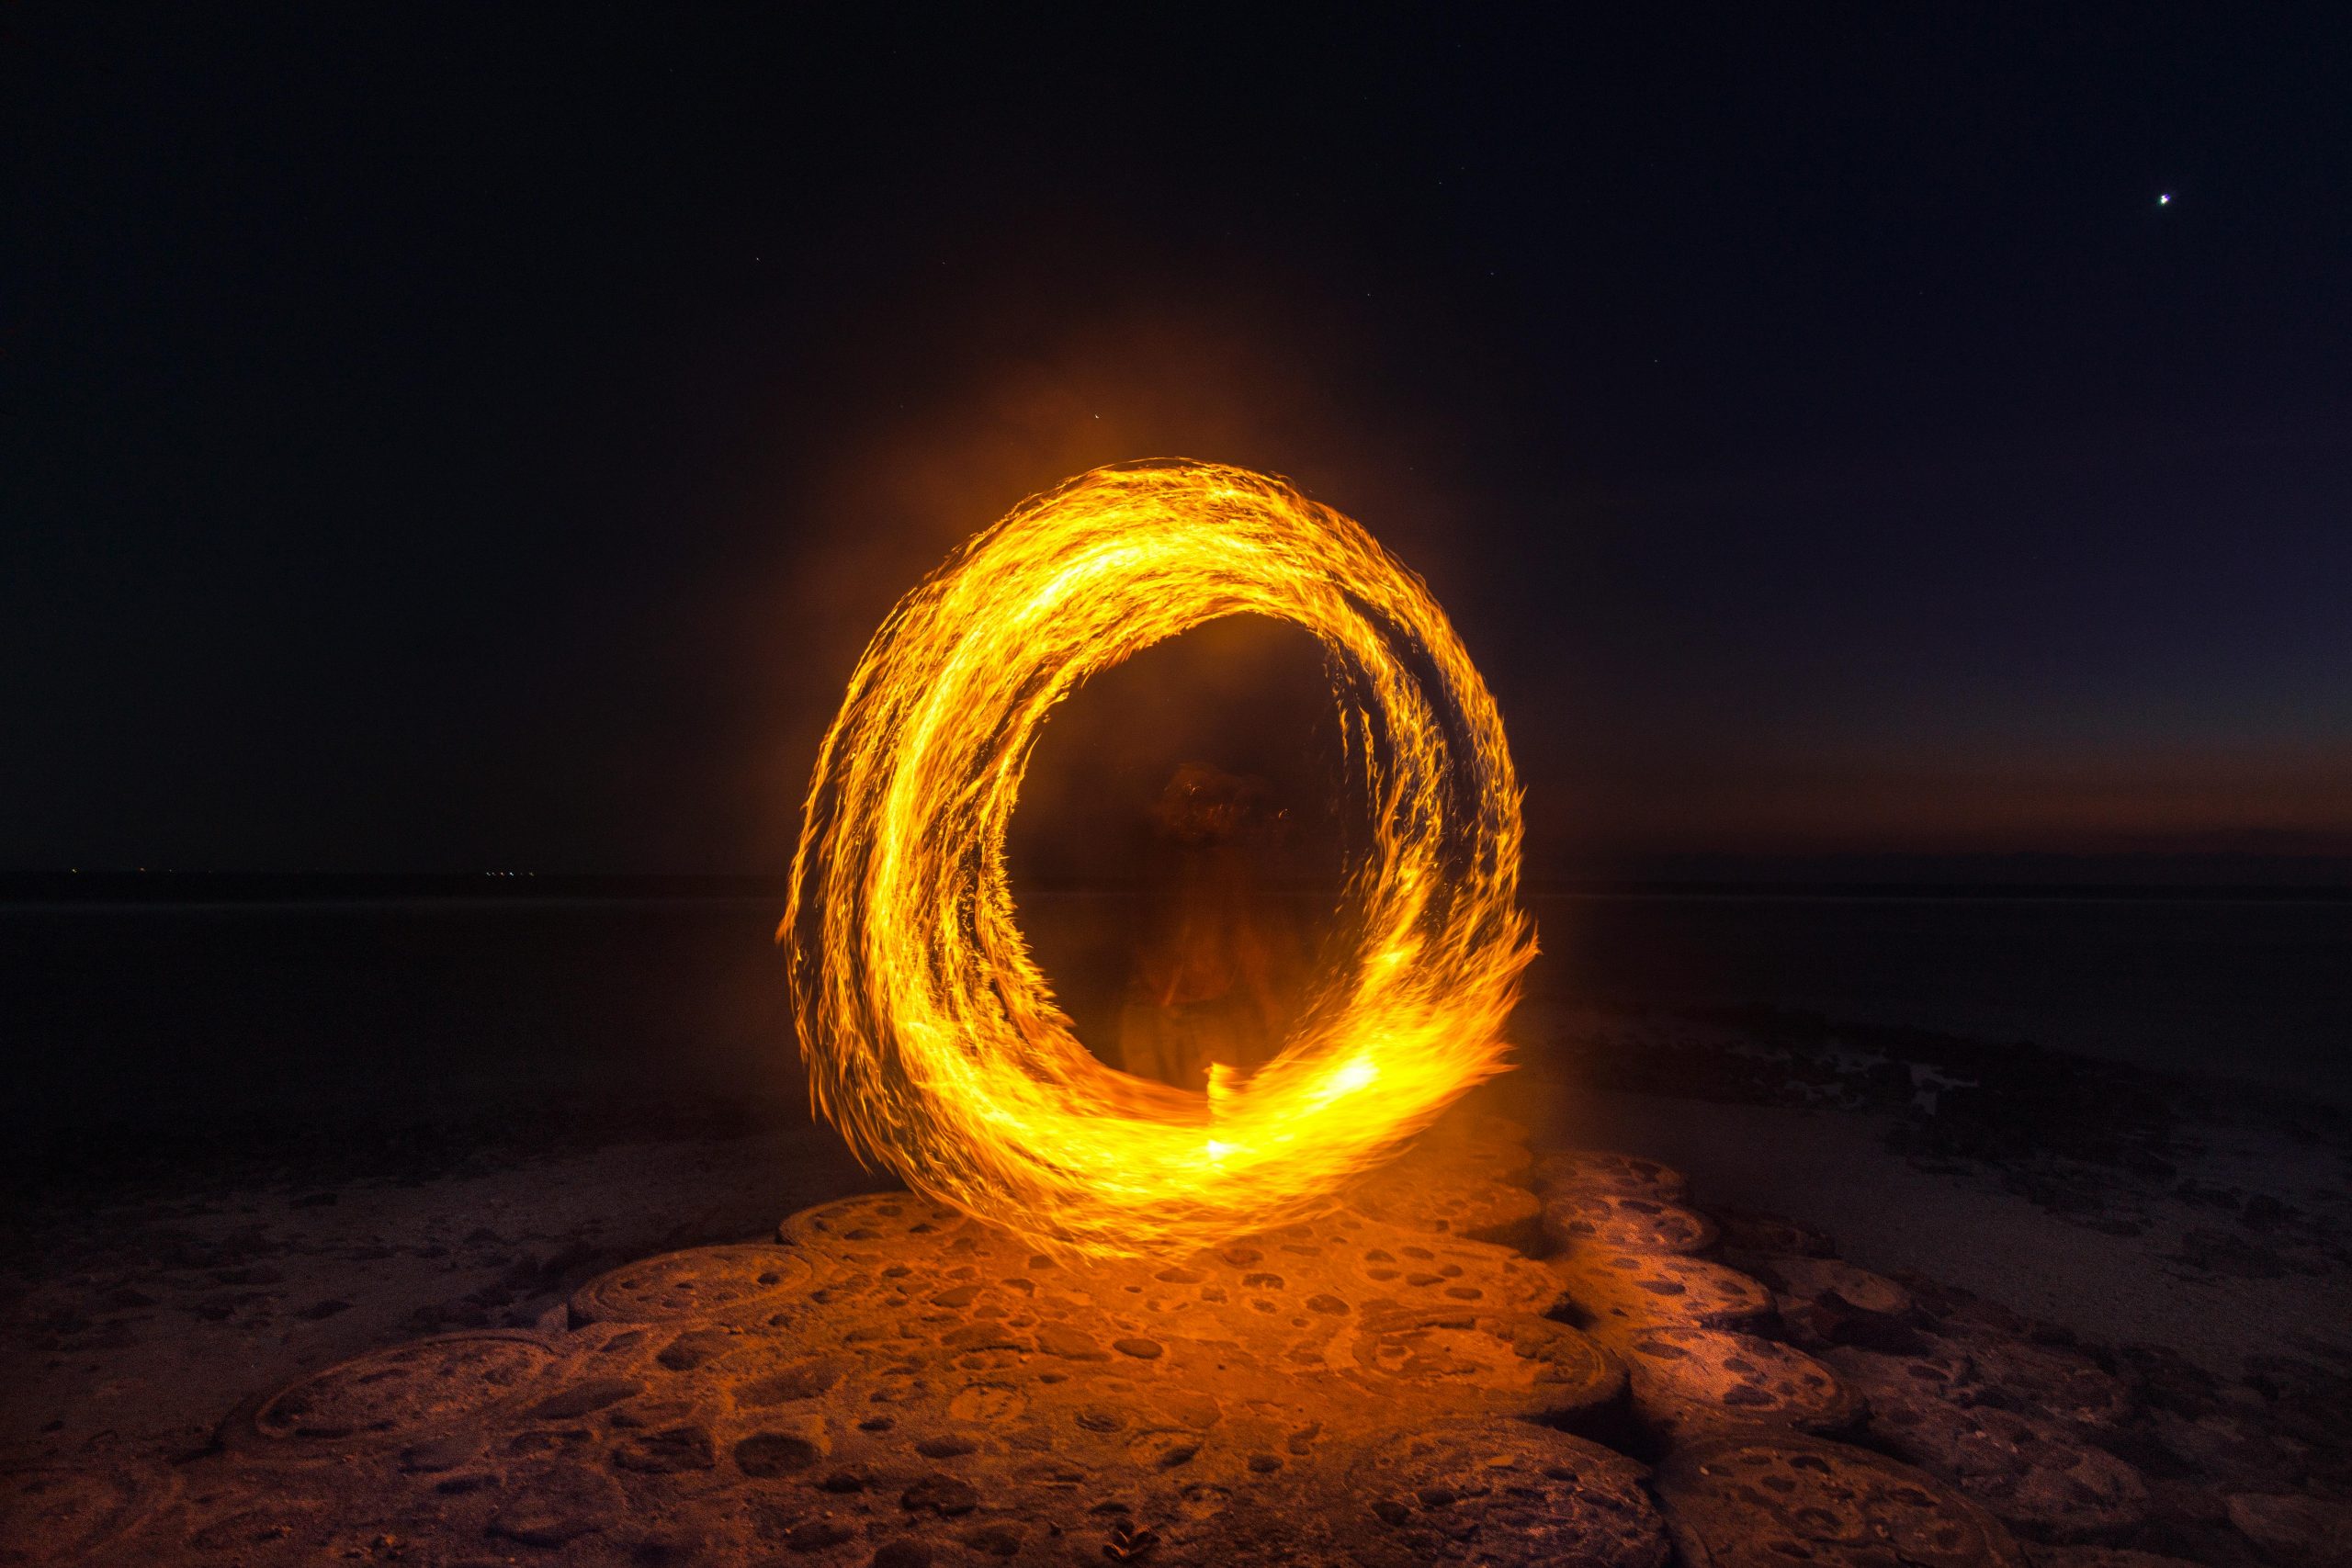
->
784, 461, 1532, 1256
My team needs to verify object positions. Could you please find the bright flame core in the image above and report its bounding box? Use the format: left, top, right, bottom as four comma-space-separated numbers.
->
784, 461, 1533, 1257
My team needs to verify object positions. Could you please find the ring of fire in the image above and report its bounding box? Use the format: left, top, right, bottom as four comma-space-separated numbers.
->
784, 460, 1533, 1257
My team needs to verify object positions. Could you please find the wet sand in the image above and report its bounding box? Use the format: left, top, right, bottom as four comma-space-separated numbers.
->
1538, 1084, 2351, 1376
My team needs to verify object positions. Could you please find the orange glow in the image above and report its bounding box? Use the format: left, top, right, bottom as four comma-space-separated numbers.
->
782, 461, 1533, 1256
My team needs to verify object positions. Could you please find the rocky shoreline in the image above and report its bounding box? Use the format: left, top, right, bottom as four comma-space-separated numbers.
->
1540, 1007, 2351, 1314
6, 1100, 2347, 1565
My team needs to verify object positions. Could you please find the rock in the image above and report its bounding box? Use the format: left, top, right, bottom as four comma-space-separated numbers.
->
608, 1396, 701, 1429
958, 1520, 1025, 1555
783, 1516, 857, 1551
1544, 1192, 1719, 1256
1962, 1338, 2134, 1433
2109, 1343, 2222, 1420
948, 1382, 1033, 1425
176, 1495, 333, 1559
567, 1244, 816, 1325
164, 1119, 2233, 1568
655, 1326, 738, 1371
1034, 1324, 1110, 1360
1756, 1256, 1926, 1354
736, 1428, 825, 1477
2171, 1229, 2290, 1279
1343, 1308, 1626, 1429
1611, 1325, 1862, 1438
520, 1376, 641, 1420
1337, 1232, 1566, 1317
1653, 1431, 2029, 1568
611, 1424, 717, 1472
900, 1474, 978, 1517
237, 1330, 559, 1450
2226, 1492, 2352, 1568
0, 1464, 167, 1565
396, 1433, 484, 1472
1532, 1148, 1691, 1203
1347, 1418, 1668, 1568
913, 1436, 977, 1458
2141, 1410, 2308, 1491
2142, 1475, 2231, 1535
1347, 1163, 1545, 1249
1760, 1255, 1913, 1315
776, 1192, 978, 1263
1550, 1250, 1779, 1335
1829, 1348, 2149, 1541
2244, 1355, 2352, 1458
479, 1461, 623, 1549
736, 1355, 848, 1404
1708, 1206, 1837, 1258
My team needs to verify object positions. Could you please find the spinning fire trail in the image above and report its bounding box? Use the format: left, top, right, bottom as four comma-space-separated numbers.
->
784, 461, 1533, 1256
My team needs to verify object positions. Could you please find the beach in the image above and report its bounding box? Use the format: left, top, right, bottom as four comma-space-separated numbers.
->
6, 1019, 2343, 1455
5, 893, 2348, 1563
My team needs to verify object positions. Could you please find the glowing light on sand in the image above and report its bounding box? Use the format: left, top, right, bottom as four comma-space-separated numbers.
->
783, 461, 1532, 1255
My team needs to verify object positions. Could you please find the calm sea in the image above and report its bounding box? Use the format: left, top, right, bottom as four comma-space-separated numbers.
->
4, 891, 2346, 1163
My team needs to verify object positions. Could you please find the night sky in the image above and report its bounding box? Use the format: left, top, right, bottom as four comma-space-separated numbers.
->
8, 7, 2349, 878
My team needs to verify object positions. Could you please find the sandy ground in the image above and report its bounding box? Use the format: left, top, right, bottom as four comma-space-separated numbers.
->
1, 1127, 865, 1456
1532, 1082, 2352, 1375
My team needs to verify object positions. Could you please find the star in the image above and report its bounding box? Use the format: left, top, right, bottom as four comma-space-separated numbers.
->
2158, 193, 2173, 206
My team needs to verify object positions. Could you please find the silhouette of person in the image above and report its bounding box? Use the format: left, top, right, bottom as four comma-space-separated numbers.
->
1115, 762, 1306, 1092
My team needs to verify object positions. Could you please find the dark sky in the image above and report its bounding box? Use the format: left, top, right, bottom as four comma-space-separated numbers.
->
7, 7, 2349, 875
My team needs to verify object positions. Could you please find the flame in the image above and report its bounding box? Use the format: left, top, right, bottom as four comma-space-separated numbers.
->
783, 460, 1533, 1256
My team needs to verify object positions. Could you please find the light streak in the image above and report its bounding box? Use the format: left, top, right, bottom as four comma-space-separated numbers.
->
784, 461, 1532, 1256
